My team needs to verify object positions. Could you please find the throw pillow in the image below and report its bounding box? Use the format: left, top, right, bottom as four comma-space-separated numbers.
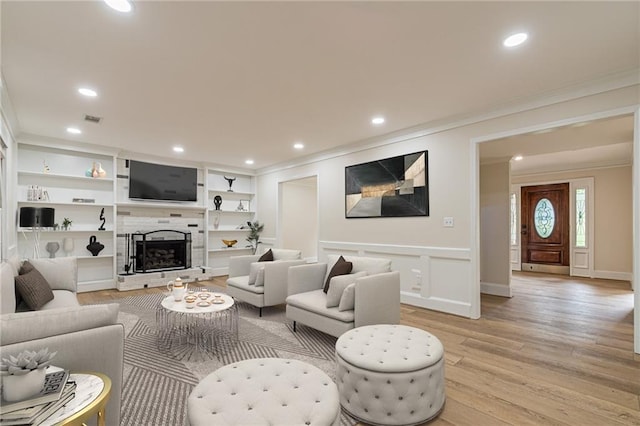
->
14, 263, 54, 310
248, 262, 262, 284
255, 267, 266, 287
326, 271, 367, 308
323, 255, 352, 293
338, 283, 356, 311
258, 249, 274, 262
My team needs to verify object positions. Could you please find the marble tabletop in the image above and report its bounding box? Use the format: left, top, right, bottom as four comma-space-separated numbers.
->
40, 373, 104, 426
161, 292, 234, 313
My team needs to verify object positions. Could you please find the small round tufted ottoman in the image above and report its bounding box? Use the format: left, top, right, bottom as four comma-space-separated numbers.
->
335, 325, 445, 426
188, 358, 341, 426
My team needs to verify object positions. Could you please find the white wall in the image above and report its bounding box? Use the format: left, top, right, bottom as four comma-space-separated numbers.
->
0, 75, 19, 259
480, 161, 511, 297
257, 84, 639, 320
280, 177, 318, 260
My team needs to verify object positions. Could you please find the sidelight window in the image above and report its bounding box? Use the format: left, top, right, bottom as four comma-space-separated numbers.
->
575, 188, 586, 248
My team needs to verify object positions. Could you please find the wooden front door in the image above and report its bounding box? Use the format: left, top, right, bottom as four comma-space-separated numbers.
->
521, 183, 570, 272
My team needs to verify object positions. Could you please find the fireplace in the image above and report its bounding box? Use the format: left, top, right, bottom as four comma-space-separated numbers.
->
132, 230, 192, 273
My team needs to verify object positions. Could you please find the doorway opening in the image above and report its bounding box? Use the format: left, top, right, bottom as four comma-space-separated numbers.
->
278, 175, 319, 261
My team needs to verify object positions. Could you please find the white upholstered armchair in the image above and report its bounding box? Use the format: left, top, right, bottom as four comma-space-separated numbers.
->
286, 255, 401, 337
226, 249, 305, 316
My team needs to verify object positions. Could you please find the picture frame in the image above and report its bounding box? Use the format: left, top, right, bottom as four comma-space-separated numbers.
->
345, 150, 429, 218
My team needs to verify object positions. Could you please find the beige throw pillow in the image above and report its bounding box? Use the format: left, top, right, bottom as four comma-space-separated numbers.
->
326, 271, 367, 308
338, 283, 356, 311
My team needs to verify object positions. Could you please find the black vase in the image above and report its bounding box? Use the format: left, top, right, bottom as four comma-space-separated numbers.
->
86, 235, 105, 256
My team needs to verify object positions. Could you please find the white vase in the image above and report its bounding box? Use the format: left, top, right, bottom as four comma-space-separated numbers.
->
63, 237, 74, 256
2, 369, 46, 402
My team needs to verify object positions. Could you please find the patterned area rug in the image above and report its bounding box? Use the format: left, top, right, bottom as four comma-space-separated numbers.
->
111, 290, 357, 426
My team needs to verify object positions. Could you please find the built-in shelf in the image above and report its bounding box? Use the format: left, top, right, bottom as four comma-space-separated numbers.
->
208, 209, 255, 214
116, 202, 206, 211
208, 189, 254, 198
18, 200, 113, 208
75, 255, 114, 260
208, 247, 252, 253
19, 229, 113, 233
209, 228, 250, 232
18, 170, 114, 183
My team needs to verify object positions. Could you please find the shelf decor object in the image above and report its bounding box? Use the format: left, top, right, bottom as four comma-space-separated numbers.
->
98, 208, 106, 231
224, 176, 236, 192
86, 236, 105, 257
63, 237, 75, 257
19, 207, 55, 258
45, 242, 60, 258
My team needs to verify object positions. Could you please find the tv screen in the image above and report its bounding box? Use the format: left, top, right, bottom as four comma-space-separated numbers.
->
129, 160, 197, 202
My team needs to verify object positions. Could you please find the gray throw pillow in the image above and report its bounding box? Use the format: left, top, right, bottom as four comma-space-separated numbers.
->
255, 267, 266, 287
14, 263, 54, 310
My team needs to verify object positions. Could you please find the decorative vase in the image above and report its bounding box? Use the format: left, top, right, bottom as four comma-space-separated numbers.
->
2, 369, 46, 402
97, 162, 106, 178
63, 237, 74, 256
86, 235, 105, 256
45, 242, 60, 258
213, 213, 220, 230
91, 162, 99, 178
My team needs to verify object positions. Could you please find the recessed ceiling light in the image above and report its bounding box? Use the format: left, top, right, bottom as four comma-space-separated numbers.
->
371, 116, 385, 125
293, 143, 304, 150
245, 159, 254, 165
513, 155, 524, 161
66, 127, 82, 134
78, 88, 97, 97
104, 0, 132, 13
503, 32, 528, 48
173, 146, 184, 153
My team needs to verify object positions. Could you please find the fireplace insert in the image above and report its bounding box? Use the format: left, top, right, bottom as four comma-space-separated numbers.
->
132, 230, 192, 273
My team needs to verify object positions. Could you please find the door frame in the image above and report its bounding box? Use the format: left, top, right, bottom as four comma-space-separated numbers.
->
510, 178, 594, 277
470, 105, 638, 354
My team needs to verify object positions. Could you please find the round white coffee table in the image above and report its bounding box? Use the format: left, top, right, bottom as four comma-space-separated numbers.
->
156, 291, 238, 360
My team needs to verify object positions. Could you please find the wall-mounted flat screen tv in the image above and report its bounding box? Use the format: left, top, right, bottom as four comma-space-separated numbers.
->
129, 160, 198, 202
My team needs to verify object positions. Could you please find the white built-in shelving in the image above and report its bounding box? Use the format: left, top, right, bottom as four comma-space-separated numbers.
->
17, 143, 117, 292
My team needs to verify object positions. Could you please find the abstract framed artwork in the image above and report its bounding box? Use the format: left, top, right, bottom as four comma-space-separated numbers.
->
345, 150, 429, 218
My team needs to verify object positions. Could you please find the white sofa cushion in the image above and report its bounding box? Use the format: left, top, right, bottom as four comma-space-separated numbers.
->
248, 262, 263, 284
271, 249, 302, 260
226, 275, 265, 294
1, 262, 16, 315
338, 283, 356, 311
326, 271, 367, 308
29, 257, 77, 292
286, 290, 355, 323
41, 290, 81, 310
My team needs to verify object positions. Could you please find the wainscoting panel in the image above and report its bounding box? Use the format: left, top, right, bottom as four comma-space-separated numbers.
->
319, 241, 473, 318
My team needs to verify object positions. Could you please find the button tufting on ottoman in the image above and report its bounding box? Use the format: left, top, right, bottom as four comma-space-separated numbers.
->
188, 358, 341, 426
335, 325, 445, 426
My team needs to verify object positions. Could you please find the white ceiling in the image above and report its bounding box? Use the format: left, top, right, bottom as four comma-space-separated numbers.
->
2, 1, 638, 170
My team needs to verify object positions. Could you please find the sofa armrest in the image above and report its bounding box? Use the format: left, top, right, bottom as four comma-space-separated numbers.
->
263, 260, 306, 306
29, 257, 78, 293
228, 255, 261, 278
354, 271, 401, 327
0, 304, 120, 346
288, 263, 327, 296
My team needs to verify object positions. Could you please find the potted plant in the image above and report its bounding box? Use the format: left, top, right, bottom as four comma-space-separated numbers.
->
62, 217, 72, 231
0, 348, 57, 402
245, 220, 264, 255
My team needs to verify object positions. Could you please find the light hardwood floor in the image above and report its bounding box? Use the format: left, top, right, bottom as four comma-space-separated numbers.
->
78, 272, 639, 425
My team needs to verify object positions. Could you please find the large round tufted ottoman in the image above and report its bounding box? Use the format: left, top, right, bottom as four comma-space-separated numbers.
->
335, 325, 445, 426
188, 358, 341, 426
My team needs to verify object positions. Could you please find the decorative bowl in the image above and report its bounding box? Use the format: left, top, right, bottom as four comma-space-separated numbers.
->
222, 239, 238, 248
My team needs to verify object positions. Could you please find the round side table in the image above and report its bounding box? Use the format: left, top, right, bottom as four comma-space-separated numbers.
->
40, 372, 111, 426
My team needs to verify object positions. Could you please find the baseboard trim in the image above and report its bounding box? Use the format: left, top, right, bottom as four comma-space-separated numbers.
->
401, 291, 472, 317
480, 281, 512, 298
593, 270, 632, 282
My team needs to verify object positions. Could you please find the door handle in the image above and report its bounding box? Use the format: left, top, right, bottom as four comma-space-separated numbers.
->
521, 231, 527, 235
